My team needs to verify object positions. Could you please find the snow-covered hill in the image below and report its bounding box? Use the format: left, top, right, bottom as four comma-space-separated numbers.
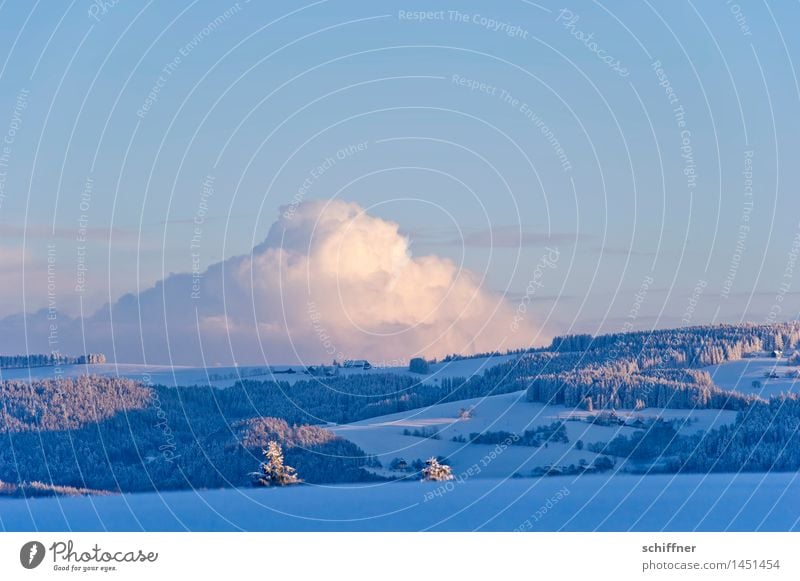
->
706, 356, 800, 397
330, 391, 737, 479
0, 349, 793, 533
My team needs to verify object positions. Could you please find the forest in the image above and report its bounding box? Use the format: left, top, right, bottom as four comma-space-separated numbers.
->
597, 395, 800, 473
0, 375, 383, 492
0, 352, 106, 369
1, 322, 800, 494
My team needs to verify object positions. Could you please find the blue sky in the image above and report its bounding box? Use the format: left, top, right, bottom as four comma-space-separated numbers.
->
0, 0, 798, 354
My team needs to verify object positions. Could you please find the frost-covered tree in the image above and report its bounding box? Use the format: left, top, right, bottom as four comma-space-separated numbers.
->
421, 457, 454, 482
255, 441, 301, 486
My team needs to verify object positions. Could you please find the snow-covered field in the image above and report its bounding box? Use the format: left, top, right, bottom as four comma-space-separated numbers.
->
0, 363, 200, 386
2, 473, 797, 531
330, 391, 737, 478
0, 354, 516, 388
707, 356, 800, 397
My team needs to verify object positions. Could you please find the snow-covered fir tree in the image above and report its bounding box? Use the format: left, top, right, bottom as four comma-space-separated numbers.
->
256, 441, 301, 486
422, 457, 454, 482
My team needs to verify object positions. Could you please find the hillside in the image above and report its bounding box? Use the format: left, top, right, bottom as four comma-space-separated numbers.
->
1, 322, 799, 499
330, 391, 737, 479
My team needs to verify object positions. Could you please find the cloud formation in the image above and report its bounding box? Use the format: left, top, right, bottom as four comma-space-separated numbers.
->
0, 201, 540, 365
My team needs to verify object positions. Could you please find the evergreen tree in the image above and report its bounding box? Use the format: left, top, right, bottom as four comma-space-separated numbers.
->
255, 441, 301, 486
409, 357, 429, 374
421, 457, 454, 482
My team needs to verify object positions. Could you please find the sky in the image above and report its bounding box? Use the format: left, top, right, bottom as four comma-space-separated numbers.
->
0, 1, 798, 364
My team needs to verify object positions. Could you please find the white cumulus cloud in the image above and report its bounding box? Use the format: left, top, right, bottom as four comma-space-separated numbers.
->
0, 200, 541, 365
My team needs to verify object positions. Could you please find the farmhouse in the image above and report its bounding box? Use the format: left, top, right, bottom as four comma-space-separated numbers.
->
342, 359, 372, 370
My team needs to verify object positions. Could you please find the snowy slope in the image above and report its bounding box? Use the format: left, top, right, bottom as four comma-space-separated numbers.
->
420, 354, 518, 383
332, 392, 609, 477
706, 357, 800, 397
330, 391, 737, 478
0, 363, 222, 386
2, 473, 797, 531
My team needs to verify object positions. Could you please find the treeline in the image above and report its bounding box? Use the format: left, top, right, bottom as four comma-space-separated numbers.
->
0, 377, 383, 493
427, 324, 795, 413
0, 353, 106, 369
463, 422, 569, 447
439, 322, 800, 366
525, 367, 755, 410
600, 394, 800, 474
552, 323, 800, 366
0, 479, 111, 498
675, 395, 800, 472
0, 376, 151, 432
518, 323, 800, 410
183, 323, 800, 423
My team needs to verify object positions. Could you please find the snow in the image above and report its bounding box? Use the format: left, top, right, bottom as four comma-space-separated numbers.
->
330, 391, 737, 477
635, 408, 738, 434
706, 357, 800, 398
421, 354, 518, 383
0, 352, 767, 533
0, 362, 397, 387
2, 473, 797, 531
0, 363, 211, 386
332, 392, 608, 476
0, 354, 516, 388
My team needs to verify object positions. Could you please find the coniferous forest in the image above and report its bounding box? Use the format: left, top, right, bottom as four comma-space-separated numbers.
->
2, 322, 800, 494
